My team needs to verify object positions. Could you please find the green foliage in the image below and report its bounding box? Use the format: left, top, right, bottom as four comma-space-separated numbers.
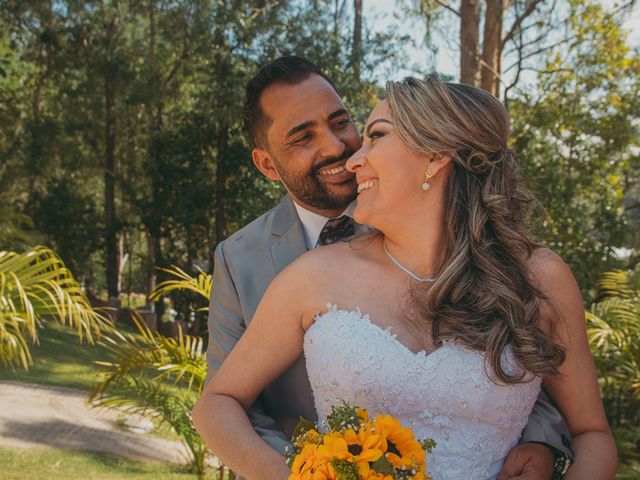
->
0, 246, 110, 369
90, 262, 211, 475
326, 401, 361, 432
510, 0, 639, 296
0, 0, 409, 307
150, 265, 212, 313
587, 266, 640, 429
28, 177, 104, 285
0, 207, 39, 251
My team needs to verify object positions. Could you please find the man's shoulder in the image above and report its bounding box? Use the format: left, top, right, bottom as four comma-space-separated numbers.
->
219, 196, 293, 254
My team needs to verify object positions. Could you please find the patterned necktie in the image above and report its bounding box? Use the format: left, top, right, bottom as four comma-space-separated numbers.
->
318, 215, 356, 246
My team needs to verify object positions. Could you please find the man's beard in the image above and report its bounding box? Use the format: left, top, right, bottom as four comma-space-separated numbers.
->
275, 150, 357, 210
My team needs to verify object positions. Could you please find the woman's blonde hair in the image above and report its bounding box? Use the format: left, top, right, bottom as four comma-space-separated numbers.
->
387, 75, 565, 383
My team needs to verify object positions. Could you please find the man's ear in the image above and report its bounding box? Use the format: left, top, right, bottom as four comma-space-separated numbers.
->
252, 148, 281, 181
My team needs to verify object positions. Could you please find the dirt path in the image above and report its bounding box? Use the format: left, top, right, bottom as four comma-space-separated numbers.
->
0, 380, 197, 464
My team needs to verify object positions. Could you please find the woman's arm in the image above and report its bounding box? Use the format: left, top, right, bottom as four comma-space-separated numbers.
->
193, 259, 319, 480
534, 250, 617, 479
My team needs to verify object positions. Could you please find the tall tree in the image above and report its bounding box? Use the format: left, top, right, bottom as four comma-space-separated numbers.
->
479, 0, 505, 94
103, 0, 121, 306
460, 0, 481, 85
351, 0, 363, 81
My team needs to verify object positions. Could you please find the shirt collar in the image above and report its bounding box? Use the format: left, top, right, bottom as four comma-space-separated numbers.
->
293, 200, 357, 250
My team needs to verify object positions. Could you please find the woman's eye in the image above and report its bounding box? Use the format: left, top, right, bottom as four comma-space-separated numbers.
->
368, 130, 385, 140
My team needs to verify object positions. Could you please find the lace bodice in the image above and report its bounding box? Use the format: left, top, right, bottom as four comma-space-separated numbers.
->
303, 306, 542, 480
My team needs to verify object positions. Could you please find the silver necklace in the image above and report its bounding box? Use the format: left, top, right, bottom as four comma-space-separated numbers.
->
383, 240, 436, 283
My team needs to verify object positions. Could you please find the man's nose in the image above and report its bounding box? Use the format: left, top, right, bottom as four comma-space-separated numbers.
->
318, 130, 346, 159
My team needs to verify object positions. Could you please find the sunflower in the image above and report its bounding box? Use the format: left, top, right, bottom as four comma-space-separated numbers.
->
316, 429, 385, 478
290, 443, 334, 480
363, 472, 394, 480
343, 427, 385, 477
294, 428, 323, 450
356, 407, 370, 423
373, 415, 426, 469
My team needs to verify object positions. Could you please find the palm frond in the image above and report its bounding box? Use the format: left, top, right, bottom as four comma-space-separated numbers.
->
596, 268, 640, 301
0, 247, 110, 369
90, 264, 213, 475
90, 319, 209, 475
586, 309, 628, 350
92, 314, 207, 395
588, 266, 640, 426
90, 375, 207, 473
149, 265, 212, 302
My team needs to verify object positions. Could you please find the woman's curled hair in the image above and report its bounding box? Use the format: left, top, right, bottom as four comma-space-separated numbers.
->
386, 75, 565, 384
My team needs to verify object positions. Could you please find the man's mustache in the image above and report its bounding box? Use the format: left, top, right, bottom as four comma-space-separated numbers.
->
311, 149, 356, 175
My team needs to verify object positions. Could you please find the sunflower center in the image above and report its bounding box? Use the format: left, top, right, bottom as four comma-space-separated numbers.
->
348, 444, 363, 456
387, 441, 400, 456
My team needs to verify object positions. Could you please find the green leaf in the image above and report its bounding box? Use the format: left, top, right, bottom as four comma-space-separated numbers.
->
370, 455, 394, 474
291, 417, 317, 440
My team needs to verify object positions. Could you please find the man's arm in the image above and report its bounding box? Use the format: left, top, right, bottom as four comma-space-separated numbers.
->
205, 241, 291, 455
520, 388, 573, 459
497, 388, 574, 480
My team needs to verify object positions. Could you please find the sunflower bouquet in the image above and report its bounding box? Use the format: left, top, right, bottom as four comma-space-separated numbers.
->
286, 401, 436, 480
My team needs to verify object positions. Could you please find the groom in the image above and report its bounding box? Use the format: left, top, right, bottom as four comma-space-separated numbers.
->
205, 55, 572, 479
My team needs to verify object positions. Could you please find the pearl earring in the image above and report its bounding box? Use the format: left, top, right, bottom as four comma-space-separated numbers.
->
422, 169, 434, 191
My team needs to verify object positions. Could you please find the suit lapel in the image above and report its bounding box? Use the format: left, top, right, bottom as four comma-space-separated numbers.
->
269, 195, 308, 275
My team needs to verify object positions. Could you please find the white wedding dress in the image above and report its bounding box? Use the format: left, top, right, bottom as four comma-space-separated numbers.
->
303, 306, 542, 480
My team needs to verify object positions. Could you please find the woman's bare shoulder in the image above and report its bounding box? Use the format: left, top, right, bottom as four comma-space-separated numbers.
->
527, 247, 585, 329
284, 240, 370, 283
269, 240, 373, 315
527, 247, 575, 289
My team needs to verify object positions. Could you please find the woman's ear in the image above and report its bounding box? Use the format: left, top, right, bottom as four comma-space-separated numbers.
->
427, 152, 453, 177
427, 153, 453, 177
252, 148, 281, 182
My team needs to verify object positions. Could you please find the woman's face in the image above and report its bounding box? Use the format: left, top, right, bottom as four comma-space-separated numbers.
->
346, 101, 431, 229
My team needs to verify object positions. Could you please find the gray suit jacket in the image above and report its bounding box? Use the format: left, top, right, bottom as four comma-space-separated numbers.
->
205, 194, 573, 459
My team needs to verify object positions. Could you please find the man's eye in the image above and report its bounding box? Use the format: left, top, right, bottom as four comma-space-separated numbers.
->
333, 119, 350, 129
293, 133, 311, 144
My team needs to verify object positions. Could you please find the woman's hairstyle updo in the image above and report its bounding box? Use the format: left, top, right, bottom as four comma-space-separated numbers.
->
386, 75, 565, 383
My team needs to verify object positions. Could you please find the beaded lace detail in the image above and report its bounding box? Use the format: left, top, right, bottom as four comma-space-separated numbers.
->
303, 305, 542, 480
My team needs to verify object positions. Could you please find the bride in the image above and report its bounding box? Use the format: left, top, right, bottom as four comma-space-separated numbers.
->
193, 76, 616, 479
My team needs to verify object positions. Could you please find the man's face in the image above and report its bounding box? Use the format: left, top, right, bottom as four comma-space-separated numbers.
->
254, 74, 362, 215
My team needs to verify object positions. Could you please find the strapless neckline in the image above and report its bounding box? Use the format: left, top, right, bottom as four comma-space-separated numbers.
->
313, 304, 458, 357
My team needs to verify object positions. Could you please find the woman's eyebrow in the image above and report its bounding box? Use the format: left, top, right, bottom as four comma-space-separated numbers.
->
365, 118, 392, 136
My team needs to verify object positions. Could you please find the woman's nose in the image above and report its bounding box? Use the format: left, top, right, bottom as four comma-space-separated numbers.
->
346, 144, 366, 172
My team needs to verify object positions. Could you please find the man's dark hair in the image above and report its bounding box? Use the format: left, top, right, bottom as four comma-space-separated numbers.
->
244, 55, 339, 148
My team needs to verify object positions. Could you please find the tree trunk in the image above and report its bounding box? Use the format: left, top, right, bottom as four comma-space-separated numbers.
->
351, 0, 363, 81
480, 0, 506, 96
146, 231, 157, 311
215, 127, 229, 246
460, 0, 481, 85
104, 6, 119, 305
145, 0, 164, 315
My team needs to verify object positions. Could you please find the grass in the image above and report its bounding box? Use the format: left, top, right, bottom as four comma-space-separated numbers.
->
0, 445, 229, 480
0, 320, 115, 390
